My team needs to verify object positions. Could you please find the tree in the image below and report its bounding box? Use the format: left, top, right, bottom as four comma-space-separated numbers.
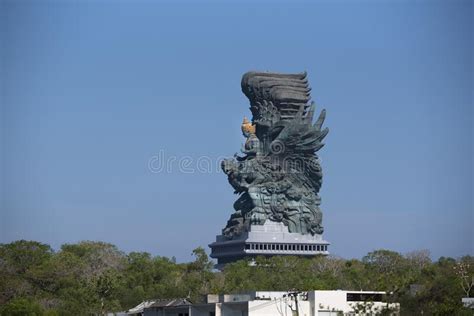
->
0, 240, 53, 275
183, 248, 214, 302
0, 298, 44, 316
340, 259, 372, 291
95, 269, 123, 315
60, 241, 125, 281
1, 239, 473, 314
0, 241, 54, 304
362, 249, 411, 292
454, 256, 474, 298
405, 249, 431, 271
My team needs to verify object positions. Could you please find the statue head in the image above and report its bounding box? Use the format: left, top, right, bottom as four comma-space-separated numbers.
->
241, 117, 256, 137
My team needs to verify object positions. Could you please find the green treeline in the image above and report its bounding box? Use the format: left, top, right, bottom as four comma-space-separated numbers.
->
0, 240, 472, 315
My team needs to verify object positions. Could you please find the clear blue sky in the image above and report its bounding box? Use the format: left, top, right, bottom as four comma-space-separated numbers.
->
1, 0, 472, 262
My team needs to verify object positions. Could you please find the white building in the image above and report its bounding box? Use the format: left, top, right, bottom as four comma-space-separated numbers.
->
462, 297, 474, 309
129, 290, 399, 316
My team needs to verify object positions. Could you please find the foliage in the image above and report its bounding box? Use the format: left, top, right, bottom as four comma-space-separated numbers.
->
0, 240, 472, 315
0, 298, 44, 316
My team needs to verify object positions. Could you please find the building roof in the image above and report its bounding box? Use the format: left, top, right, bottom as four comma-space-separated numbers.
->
127, 298, 191, 314
148, 298, 192, 308
127, 300, 156, 314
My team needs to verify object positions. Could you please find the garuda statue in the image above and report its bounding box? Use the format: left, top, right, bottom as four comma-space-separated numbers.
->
221, 71, 328, 239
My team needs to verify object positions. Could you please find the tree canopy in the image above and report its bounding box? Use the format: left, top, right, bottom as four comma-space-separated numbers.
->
0, 241, 472, 315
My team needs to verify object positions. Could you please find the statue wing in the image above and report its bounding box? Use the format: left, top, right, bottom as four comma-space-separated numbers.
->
269, 106, 328, 155
240, 71, 328, 154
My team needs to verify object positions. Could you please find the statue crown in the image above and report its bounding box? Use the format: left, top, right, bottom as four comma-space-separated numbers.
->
241, 117, 256, 135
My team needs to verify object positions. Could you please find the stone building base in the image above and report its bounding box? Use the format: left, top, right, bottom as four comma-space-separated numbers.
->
209, 221, 329, 269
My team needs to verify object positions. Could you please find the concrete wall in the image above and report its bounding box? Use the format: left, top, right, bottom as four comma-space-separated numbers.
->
144, 307, 190, 316
309, 291, 399, 315
221, 294, 252, 303
311, 290, 346, 314
221, 302, 248, 316
191, 304, 216, 316
247, 298, 310, 316
144, 308, 164, 316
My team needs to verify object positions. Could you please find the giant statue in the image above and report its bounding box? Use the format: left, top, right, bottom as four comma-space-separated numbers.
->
221, 71, 328, 240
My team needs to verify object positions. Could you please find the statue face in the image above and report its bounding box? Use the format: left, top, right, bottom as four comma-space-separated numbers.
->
221, 159, 237, 175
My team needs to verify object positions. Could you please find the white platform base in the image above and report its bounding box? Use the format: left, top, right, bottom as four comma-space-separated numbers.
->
209, 221, 330, 268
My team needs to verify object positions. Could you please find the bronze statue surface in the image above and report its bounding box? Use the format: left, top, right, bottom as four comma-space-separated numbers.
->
221, 71, 328, 239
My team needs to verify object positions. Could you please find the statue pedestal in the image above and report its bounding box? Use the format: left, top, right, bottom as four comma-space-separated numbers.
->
209, 221, 330, 269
